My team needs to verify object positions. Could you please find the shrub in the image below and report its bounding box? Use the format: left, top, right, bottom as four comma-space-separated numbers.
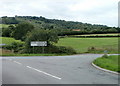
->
2, 42, 24, 53
23, 45, 76, 54
102, 54, 108, 58
48, 46, 77, 54
58, 46, 77, 54
88, 46, 96, 51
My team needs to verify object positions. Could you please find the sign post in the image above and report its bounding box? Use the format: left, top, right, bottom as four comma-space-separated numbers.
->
42, 46, 44, 53
31, 41, 47, 53
33, 46, 34, 54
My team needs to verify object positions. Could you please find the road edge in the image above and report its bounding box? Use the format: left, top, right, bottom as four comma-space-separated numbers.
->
91, 62, 119, 75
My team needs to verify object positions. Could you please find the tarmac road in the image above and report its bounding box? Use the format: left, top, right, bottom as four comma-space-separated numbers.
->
1, 54, 119, 84
0, 57, 2, 85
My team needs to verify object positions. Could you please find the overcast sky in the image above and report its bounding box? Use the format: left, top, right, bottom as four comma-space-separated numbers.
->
0, 0, 119, 27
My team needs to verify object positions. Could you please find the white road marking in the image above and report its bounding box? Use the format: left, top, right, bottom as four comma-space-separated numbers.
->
26, 66, 62, 80
13, 61, 22, 65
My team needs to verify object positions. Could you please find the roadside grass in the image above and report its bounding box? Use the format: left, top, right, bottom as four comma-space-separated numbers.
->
1, 53, 68, 56
0, 37, 24, 45
56, 37, 118, 54
93, 55, 119, 73
0, 47, 68, 56
0, 49, 68, 56
0, 49, 13, 55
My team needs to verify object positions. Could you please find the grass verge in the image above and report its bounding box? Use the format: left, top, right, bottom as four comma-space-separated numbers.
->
1, 54, 68, 56
0, 49, 68, 56
93, 55, 119, 73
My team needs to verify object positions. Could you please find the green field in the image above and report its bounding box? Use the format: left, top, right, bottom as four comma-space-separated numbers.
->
93, 55, 119, 72
1, 37, 119, 54
0, 24, 16, 28
0, 24, 10, 28
0, 37, 23, 45
70, 33, 120, 37
56, 37, 118, 53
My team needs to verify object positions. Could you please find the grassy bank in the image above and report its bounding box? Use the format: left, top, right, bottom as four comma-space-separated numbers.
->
93, 55, 119, 72
0, 24, 10, 28
0, 24, 16, 28
56, 37, 118, 53
0, 37, 24, 45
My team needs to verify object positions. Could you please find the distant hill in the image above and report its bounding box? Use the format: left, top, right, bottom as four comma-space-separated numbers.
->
1, 16, 120, 33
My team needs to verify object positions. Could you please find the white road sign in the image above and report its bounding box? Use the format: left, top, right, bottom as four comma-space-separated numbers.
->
31, 41, 47, 46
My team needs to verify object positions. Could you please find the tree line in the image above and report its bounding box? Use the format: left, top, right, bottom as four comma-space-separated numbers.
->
1, 16, 120, 35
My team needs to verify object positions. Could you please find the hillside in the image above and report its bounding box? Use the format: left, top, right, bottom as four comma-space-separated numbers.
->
1, 16, 120, 36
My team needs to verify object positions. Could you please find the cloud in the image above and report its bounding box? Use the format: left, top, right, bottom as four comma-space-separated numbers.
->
0, 0, 119, 27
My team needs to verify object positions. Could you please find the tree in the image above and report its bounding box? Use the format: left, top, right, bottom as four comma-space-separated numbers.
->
2, 27, 12, 37
2, 17, 19, 24
24, 29, 59, 53
13, 22, 34, 41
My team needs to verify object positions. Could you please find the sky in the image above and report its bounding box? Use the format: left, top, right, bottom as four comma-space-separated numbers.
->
0, 0, 119, 27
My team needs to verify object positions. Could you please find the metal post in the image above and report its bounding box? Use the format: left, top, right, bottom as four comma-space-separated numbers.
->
33, 46, 34, 54
42, 46, 44, 53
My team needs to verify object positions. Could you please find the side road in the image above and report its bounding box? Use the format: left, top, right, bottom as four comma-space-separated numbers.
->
2, 54, 119, 84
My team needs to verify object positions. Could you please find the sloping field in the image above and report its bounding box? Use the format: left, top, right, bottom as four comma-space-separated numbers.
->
0, 37, 23, 45
56, 37, 118, 53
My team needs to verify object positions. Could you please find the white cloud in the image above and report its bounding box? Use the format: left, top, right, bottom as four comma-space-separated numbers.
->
0, 0, 119, 27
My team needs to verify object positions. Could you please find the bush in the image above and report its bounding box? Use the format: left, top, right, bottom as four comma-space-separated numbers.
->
88, 46, 96, 51
2, 42, 24, 53
48, 46, 77, 54
23, 45, 76, 54
102, 54, 108, 58
58, 46, 77, 54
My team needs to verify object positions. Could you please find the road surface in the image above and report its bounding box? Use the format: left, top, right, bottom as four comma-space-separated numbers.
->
1, 54, 119, 84
0, 57, 2, 85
